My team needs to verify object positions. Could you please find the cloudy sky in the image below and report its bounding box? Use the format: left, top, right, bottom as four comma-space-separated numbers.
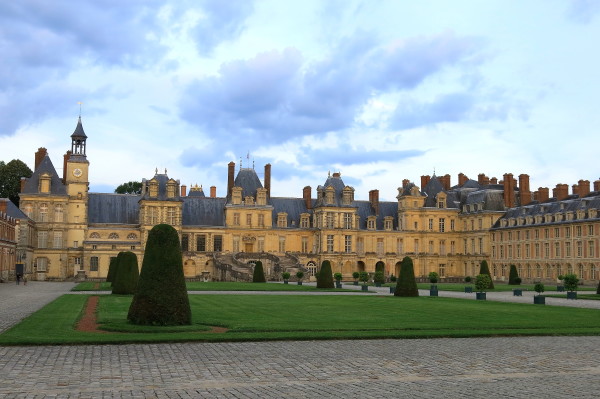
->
1, 0, 599, 201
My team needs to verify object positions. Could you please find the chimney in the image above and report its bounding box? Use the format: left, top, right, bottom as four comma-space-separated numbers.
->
369, 189, 380, 215
442, 174, 451, 190
518, 174, 531, 206
35, 147, 47, 170
402, 179, 409, 187
20, 177, 26, 192
594, 180, 600, 192
0, 199, 6, 213
332, 172, 340, 178
534, 187, 549, 202
572, 184, 579, 196
578, 179, 590, 197
62, 151, 71, 183
227, 162, 235, 197
210, 186, 217, 198
181, 185, 187, 197
458, 173, 468, 186
503, 173, 515, 208
553, 184, 569, 201
303, 186, 312, 210
490, 177, 498, 185
421, 175, 431, 190
264, 163, 271, 198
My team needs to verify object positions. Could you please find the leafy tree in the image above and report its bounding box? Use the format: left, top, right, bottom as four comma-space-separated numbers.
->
252, 261, 266, 283
316, 260, 334, 288
394, 256, 419, 297
0, 159, 32, 206
374, 271, 385, 284
428, 271, 439, 284
112, 251, 139, 295
508, 264, 520, 285
478, 260, 494, 289
106, 257, 118, 284
128, 224, 191, 325
475, 274, 492, 292
115, 181, 142, 194
563, 273, 579, 292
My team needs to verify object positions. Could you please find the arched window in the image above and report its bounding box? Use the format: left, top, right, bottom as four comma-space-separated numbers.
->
90, 232, 100, 239
39, 203, 48, 222
108, 233, 119, 239
127, 233, 137, 240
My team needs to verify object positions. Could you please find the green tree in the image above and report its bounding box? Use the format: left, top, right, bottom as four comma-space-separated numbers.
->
563, 273, 579, 292
115, 181, 142, 194
394, 256, 419, 297
475, 274, 492, 292
508, 264, 520, 285
316, 260, 334, 288
478, 260, 494, 289
127, 224, 191, 325
0, 159, 32, 206
106, 257, 118, 284
112, 251, 139, 295
252, 261, 266, 283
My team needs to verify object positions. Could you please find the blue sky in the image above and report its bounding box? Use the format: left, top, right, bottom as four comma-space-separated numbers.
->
1, 0, 599, 201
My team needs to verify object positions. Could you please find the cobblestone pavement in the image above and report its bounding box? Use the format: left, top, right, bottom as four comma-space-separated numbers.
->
2, 282, 600, 398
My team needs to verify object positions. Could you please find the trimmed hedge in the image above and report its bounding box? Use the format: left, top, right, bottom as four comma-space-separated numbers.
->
106, 256, 118, 284
478, 260, 494, 289
111, 251, 139, 295
394, 256, 419, 297
508, 264, 520, 285
316, 260, 334, 288
252, 261, 266, 283
127, 224, 191, 325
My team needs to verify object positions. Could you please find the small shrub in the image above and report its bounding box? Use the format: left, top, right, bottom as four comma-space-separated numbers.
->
394, 256, 419, 297
508, 264, 520, 285
478, 260, 494, 289
334, 272, 343, 282
389, 274, 397, 283
352, 271, 360, 281
534, 282, 545, 295
359, 271, 369, 285
464, 276, 472, 283
428, 272, 439, 284
112, 251, 139, 295
563, 273, 579, 291
475, 274, 492, 292
515, 277, 522, 285
296, 270, 304, 281
252, 261, 266, 283
316, 261, 334, 288
282, 272, 291, 281
374, 271, 385, 284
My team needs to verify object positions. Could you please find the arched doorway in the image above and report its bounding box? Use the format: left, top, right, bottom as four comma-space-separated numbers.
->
394, 261, 402, 278
357, 261, 365, 272
375, 261, 385, 274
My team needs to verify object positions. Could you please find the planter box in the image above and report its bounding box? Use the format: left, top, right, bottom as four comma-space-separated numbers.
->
389, 286, 395, 294
375, 283, 382, 287
430, 284, 438, 290
353, 281, 358, 286
335, 282, 342, 289
534, 296, 545, 305
283, 281, 288, 284
430, 289, 438, 297
297, 281, 303, 286
476, 292, 486, 300
557, 285, 565, 292
464, 286, 473, 293
361, 285, 368, 291
513, 289, 522, 296
567, 291, 577, 300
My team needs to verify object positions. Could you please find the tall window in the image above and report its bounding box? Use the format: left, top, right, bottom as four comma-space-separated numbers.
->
302, 237, 308, 253
326, 213, 334, 228
478, 238, 483, 254
258, 237, 265, 252
439, 264, 446, 277
181, 234, 189, 251
588, 225, 594, 236
577, 241, 583, 257
428, 240, 434, 254
38, 231, 48, 248
90, 256, 99, 271
555, 242, 560, 257
327, 235, 334, 252
565, 227, 571, 238
397, 239, 403, 254
377, 238, 384, 256
450, 240, 455, 254
39, 203, 48, 222
233, 236, 240, 252
345, 235, 352, 253
53, 231, 62, 249
279, 236, 286, 252
233, 213, 240, 226
576, 226, 582, 237
213, 235, 222, 252
525, 244, 530, 258
167, 208, 176, 225
344, 213, 352, 229
535, 243, 540, 258
246, 214, 252, 227
589, 241, 595, 258
428, 219, 433, 230
565, 242, 571, 257
450, 219, 455, 231
439, 218, 445, 232
196, 235, 206, 251
54, 205, 64, 222
440, 240, 446, 256
36, 257, 48, 272
544, 243, 550, 258
258, 214, 265, 227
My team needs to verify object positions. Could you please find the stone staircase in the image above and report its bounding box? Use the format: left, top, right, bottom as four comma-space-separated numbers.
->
214, 252, 305, 281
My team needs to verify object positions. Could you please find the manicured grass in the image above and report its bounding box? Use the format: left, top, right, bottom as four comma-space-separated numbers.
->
546, 294, 600, 300
72, 281, 357, 292
2, 293, 600, 346
413, 283, 597, 292
71, 281, 112, 291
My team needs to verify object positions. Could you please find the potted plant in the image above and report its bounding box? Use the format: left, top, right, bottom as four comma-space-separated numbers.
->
464, 276, 473, 293
296, 270, 304, 286
513, 277, 523, 296
533, 282, 545, 304
334, 272, 343, 288
563, 273, 579, 300
475, 273, 491, 300
557, 275, 565, 292
428, 272, 439, 296
374, 271, 385, 287
390, 274, 397, 283
282, 271, 291, 284
352, 271, 360, 286
359, 271, 369, 291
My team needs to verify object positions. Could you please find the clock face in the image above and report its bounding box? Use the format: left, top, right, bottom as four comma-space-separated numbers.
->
73, 168, 83, 178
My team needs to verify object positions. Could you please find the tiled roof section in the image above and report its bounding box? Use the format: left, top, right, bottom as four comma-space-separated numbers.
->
1, 199, 28, 219
397, 182, 423, 197
21, 155, 67, 195
315, 173, 350, 207
187, 186, 206, 197
88, 193, 140, 224
462, 179, 481, 189
497, 192, 600, 224
182, 197, 226, 226
71, 116, 87, 139
233, 168, 263, 199
356, 200, 398, 229
271, 197, 310, 227
141, 172, 182, 201
423, 176, 445, 207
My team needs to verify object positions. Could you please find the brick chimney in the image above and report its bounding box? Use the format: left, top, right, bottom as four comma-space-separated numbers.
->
518, 174, 531, 206
490, 177, 498, 185
458, 173, 468, 186
503, 173, 516, 208
227, 162, 235, 197
553, 184, 569, 201
421, 175, 431, 190
572, 184, 579, 196
578, 179, 590, 197
402, 179, 409, 187
180, 185, 187, 197
20, 177, 27, 192
210, 186, 217, 198
534, 187, 549, 202
35, 147, 47, 170
0, 198, 7, 213
594, 180, 600, 192
62, 151, 71, 183
441, 174, 451, 190
264, 163, 271, 198
303, 186, 312, 210
369, 189, 380, 215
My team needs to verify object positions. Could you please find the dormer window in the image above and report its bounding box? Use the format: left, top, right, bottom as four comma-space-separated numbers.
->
256, 188, 267, 205
384, 217, 393, 231
367, 216, 376, 230
149, 180, 158, 197
232, 187, 243, 205
342, 187, 354, 205
39, 173, 51, 193
277, 212, 288, 228
325, 187, 335, 204
300, 213, 310, 228
166, 181, 177, 198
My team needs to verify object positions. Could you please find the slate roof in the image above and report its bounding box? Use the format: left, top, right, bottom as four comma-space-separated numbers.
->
233, 168, 263, 200
1, 198, 28, 220
422, 176, 445, 207
182, 197, 226, 226
271, 197, 310, 227
315, 173, 355, 207
71, 116, 87, 139
88, 193, 140, 224
140, 172, 182, 201
187, 186, 206, 197
356, 200, 398, 229
21, 155, 67, 195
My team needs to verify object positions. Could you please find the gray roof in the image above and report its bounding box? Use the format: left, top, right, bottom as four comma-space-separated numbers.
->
188, 187, 206, 197
356, 200, 398, 229
182, 197, 226, 226
88, 193, 140, 224
397, 182, 423, 197
71, 116, 87, 139
21, 155, 67, 195
498, 193, 600, 225
271, 197, 310, 227
233, 168, 263, 200
141, 172, 182, 201
315, 174, 354, 207
423, 176, 445, 207
1, 198, 28, 220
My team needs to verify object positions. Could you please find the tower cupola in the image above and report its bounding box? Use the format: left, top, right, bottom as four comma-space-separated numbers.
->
70, 116, 88, 157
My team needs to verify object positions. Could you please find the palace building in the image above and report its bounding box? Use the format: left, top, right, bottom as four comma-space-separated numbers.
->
15, 118, 600, 283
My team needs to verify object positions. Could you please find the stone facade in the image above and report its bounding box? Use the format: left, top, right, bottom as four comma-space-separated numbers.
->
0, 199, 17, 282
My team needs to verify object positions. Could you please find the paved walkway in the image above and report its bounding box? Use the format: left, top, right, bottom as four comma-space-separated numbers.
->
2, 282, 600, 398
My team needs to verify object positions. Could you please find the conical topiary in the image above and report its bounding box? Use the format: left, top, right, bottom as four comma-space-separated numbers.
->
479, 260, 494, 289
508, 264, 520, 285
112, 251, 139, 295
106, 256, 118, 284
252, 260, 266, 283
127, 224, 191, 325
394, 256, 419, 297
316, 260, 334, 288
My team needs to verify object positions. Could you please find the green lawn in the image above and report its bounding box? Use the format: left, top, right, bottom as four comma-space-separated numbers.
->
71, 281, 357, 292
413, 283, 597, 292
546, 294, 600, 300
2, 294, 600, 346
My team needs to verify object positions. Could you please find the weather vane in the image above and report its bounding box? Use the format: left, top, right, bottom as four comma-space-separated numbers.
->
77, 101, 83, 117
